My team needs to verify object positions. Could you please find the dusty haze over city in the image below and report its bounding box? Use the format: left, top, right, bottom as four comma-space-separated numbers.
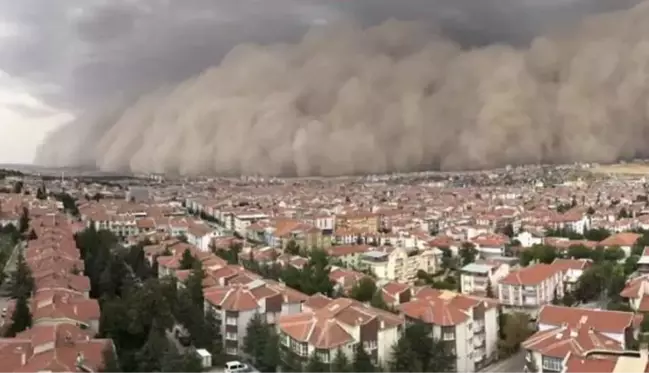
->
0, 0, 646, 175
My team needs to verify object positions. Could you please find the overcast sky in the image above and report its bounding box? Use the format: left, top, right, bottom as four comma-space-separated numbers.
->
0, 0, 639, 164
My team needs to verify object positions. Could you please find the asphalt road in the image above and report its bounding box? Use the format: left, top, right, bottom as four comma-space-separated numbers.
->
480, 350, 526, 372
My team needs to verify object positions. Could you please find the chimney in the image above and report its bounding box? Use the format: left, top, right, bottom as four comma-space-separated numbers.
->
21, 351, 26, 366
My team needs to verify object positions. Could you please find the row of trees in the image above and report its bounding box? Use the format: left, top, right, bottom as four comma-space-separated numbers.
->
519, 243, 626, 267
75, 226, 218, 372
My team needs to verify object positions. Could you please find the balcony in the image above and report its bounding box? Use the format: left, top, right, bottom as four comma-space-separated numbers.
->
473, 321, 485, 333
473, 335, 485, 348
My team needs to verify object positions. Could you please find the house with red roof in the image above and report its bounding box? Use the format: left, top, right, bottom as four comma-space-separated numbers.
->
522, 305, 641, 373
398, 288, 499, 372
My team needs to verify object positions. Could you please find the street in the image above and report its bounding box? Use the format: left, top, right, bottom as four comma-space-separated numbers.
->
480, 350, 525, 372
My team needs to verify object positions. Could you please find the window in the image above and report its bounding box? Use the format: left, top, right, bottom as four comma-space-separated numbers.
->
363, 340, 377, 351
225, 332, 237, 341
226, 317, 237, 326
542, 356, 562, 371
316, 349, 330, 363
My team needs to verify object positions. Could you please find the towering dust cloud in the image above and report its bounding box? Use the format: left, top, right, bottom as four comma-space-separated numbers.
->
35, 1, 649, 176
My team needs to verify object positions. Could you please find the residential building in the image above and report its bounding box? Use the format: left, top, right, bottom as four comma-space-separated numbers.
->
522, 305, 640, 373
550, 258, 592, 292
562, 346, 649, 373
361, 246, 438, 284
203, 279, 308, 357
399, 288, 500, 372
498, 263, 563, 317
460, 261, 510, 297
599, 232, 641, 257
277, 296, 404, 367
637, 247, 649, 274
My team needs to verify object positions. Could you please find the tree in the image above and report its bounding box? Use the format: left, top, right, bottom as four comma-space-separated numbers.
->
403, 323, 455, 372
562, 292, 577, 307
331, 348, 351, 372
460, 242, 478, 265
162, 346, 204, 372
349, 277, 377, 303
12, 180, 23, 194
306, 353, 328, 372
18, 207, 29, 234
486, 278, 495, 298
179, 249, 195, 270
99, 345, 121, 372
199, 307, 224, 365
583, 228, 611, 242
285, 239, 300, 255
186, 263, 206, 310
5, 292, 32, 337
11, 251, 34, 298
244, 313, 268, 364
499, 312, 534, 357
567, 244, 592, 260
604, 246, 625, 262
624, 255, 640, 276
259, 330, 280, 372
369, 290, 390, 311
352, 343, 375, 372
135, 322, 169, 372
389, 336, 421, 372
36, 185, 47, 200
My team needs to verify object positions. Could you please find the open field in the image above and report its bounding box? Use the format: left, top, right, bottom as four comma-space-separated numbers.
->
590, 163, 649, 175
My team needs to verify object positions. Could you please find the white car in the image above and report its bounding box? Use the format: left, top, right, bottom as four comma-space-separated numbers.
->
224, 361, 249, 373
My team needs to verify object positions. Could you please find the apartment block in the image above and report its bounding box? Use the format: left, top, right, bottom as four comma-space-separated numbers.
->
522, 305, 640, 373
498, 263, 563, 317
277, 296, 404, 367
460, 261, 510, 297
361, 246, 438, 284
399, 288, 500, 372
203, 279, 308, 357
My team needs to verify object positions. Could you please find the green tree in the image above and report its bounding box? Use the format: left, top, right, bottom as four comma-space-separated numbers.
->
18, 207, 29, 234
389, 336, 421, 371
460, 242, 478, 265
306, 353, 328, 372
136, 323, 169, 372
244, 313, 268, 364
259, 330, 280, 372
5, 292, 32, 337
583, 228, 611, 242
186, 263, 206, 310
12, 180, 23, 194
498, 312, 534, 357
604, 246, 625, 262
369, 290, 390, 311
402, 323, 455, 371
160, 342, 203, 372
562, 292, 576, 307
330, 348, 351, 372
11, 251, 34, 298
285, 239, 300, 255
352, 343, 375, 372
349, 277, 377, 303
624, 255, 640, 276
36, 185, 47, 200
567, 245, 592, 260
179, 249, 196, 270
486, 278, 495, 298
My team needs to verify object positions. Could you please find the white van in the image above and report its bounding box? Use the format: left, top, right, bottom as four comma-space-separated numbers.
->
225, 361, 249, 373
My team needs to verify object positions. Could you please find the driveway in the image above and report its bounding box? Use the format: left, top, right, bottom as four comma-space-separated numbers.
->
480, 350, 526, 372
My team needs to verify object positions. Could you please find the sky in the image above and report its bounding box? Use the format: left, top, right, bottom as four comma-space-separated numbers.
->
0, 0, 639, 165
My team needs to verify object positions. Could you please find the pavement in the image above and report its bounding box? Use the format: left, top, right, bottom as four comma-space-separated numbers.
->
480, 350, 526, 372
